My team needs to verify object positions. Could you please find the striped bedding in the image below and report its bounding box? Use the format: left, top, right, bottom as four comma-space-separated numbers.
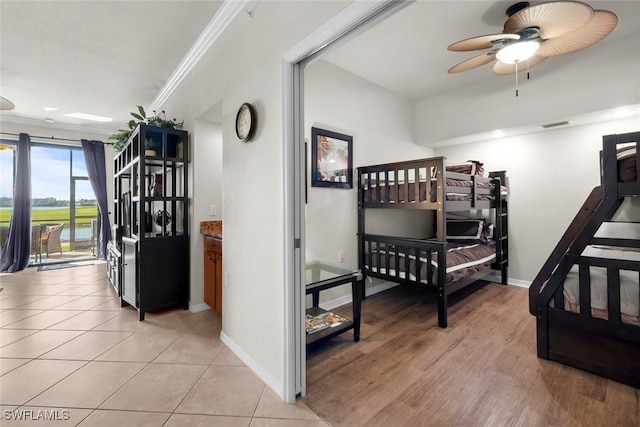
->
562, 246, 640, 326
366, 240, 496, 284
363, 177, 506, 204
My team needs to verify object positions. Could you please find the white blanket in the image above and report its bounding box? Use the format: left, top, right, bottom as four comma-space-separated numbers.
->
563, 246, 640, 318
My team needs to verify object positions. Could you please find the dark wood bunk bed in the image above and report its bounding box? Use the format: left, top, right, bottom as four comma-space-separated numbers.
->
357, 157, 509, 328
530, 130, 640, 388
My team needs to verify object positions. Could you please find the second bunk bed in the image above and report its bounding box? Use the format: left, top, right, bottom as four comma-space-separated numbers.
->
357, 156, 508, 328
530, 130, 640, 388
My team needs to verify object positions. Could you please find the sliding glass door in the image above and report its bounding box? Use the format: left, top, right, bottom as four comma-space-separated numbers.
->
29, 143, 97, 264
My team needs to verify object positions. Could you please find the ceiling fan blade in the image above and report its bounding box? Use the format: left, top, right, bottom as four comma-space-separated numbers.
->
537, 10, 617, 57
492, 55, 547, 75
504, 1, 593, 39
448, 33, 520, 52
448, 52, 497, 73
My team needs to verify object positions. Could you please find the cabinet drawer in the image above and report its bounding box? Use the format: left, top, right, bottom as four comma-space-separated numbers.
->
204, 236, 222, 253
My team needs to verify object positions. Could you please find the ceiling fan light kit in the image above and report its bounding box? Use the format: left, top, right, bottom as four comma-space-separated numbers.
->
495, 40, 540, 64
447, 1, 618, 95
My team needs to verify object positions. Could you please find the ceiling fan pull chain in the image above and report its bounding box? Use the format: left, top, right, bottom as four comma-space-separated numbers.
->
527, 58, 531, 80
515, 61, 519, 97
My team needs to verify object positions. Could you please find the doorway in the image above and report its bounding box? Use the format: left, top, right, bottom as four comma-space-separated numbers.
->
282, 0, 411, 401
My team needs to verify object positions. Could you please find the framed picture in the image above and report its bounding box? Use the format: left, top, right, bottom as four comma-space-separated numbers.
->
311, 127, 353, 188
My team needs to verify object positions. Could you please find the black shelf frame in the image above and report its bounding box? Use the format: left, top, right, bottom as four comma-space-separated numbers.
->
111, 124, 190, 320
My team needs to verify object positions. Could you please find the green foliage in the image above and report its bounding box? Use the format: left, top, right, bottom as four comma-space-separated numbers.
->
109, 106, 184, 151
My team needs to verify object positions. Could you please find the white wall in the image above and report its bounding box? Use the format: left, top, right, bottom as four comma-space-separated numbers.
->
190, 119, 223, 310
158, 1, 353, 397
414, 33, 640, 144
304, 59, 433, 303
433, 116, 640, 283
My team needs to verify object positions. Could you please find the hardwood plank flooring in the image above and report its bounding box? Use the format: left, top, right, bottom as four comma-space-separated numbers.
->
304, 282, 640, 427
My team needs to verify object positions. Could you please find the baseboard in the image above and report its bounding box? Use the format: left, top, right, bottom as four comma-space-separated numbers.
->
219, 331, 284, 400
319, 280, 398, 311
189, 302, 211, 313
484, 274, 531, 288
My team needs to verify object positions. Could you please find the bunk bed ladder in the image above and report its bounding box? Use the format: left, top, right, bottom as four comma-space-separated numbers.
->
529, 192, 623, 359
490, 171, 508, 285
548, 191, 622, 289
528, 186, 604, 315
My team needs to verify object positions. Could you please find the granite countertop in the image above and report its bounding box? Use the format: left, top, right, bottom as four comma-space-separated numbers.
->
200, 220, 222, 239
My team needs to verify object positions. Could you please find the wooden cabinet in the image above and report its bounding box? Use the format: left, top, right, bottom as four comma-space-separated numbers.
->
113, 124, 189, 320
203, 235, 222, 313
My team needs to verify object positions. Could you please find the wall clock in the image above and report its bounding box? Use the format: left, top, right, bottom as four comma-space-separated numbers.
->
235, 102, 256, 142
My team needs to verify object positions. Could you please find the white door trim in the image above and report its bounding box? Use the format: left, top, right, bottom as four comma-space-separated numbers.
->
281, 0, 412, 402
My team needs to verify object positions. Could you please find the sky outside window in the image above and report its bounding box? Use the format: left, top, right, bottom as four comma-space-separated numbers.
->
1, 143, 96, 202
0, 144, 15, 200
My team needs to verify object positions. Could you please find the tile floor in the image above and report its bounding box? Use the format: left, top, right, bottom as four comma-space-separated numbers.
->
0, 262, 330, 426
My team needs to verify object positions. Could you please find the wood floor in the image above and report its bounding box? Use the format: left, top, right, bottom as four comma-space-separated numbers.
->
304, 282, 640, 427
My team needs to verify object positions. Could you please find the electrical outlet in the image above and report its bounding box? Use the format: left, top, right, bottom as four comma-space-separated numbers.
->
209, 204, 217, 216
338, 251, 345, 263
224, 271, 229, 287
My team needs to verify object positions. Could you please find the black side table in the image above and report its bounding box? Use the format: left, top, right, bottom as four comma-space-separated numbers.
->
305, 261, 362, 345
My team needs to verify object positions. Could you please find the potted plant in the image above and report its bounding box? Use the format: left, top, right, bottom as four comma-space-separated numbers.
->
110, 106, 183, 152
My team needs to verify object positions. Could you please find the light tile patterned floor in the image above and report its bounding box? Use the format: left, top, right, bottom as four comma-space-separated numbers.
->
0, 262, 330, 426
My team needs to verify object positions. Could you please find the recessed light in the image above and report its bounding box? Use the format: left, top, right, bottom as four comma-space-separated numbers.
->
492, 130, 506, 138
63, 112, 113, 122
607, 106, 640, 119
44, 106, 58, 112
44, 118, 55, 123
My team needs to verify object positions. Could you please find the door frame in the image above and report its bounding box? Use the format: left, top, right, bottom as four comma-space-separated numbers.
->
281, 0, 412, 402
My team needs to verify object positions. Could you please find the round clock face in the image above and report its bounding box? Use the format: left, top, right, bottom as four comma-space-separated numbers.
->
235, 103, 255, 142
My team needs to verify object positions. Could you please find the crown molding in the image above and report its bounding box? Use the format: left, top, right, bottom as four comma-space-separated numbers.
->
0, 114, 114, 136
149, 0, 249, 112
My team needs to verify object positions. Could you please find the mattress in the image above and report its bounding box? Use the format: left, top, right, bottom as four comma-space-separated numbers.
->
616, 143, 638, 182
366, 240, 496, 284
562, 245, 640, 326
362, 177, 506, 204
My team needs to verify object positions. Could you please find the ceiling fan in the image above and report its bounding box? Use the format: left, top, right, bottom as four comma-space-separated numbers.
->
447, 1, 618, 80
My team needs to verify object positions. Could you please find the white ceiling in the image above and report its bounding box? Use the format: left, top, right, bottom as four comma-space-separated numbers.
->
322, 1, 640, 101
1, 1, 639, 140
0, 0, 223, 135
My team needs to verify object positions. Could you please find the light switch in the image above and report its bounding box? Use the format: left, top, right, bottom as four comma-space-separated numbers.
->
209, 204, 217, 216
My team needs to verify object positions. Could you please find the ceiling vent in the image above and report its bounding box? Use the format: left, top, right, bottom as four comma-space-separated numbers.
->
541, 120, 571, 129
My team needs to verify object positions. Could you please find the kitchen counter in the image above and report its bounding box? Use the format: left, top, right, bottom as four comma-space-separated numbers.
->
200, 220, 222, 239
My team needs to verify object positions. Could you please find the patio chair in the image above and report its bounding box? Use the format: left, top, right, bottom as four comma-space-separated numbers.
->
42, 223, 64, 257
31, 224, 45, 263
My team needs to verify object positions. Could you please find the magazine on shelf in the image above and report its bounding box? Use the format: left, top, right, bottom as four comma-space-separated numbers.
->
305, 311, 350, 334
